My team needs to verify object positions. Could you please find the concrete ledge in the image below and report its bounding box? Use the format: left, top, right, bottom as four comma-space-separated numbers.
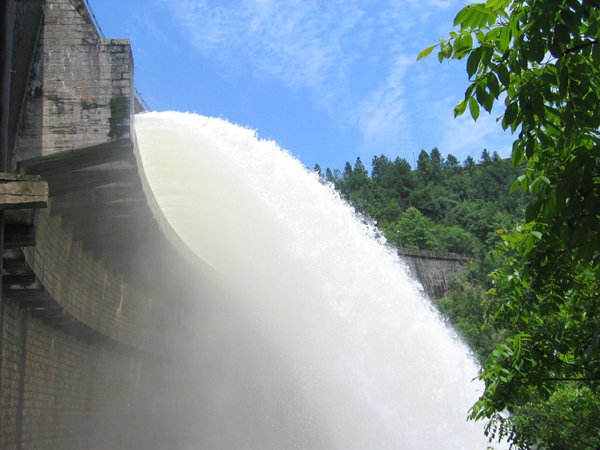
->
0, 173, 48, 210
397, 246, 477, 262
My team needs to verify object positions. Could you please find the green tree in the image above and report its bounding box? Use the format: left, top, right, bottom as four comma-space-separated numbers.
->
434, 224, 479, 254
463, 155, 475, 169
421, 0, 600, 446
325, 167, 334, 182
394, 207, 440, 250
353, 157, 368, 176
343, 161, 353, 178
372, 154, 392, 178
443, 153, 461, 169
480, 149, 492, 166
433, 276, 497, 362
486, 384, 600, 450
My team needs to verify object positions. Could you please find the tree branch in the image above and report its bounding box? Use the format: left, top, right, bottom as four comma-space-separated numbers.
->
563, 39, 598, 56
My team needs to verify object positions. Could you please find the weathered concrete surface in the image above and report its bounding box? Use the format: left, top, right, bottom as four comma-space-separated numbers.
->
0, 173, 48, 210
8, 2, 44, 167
398, 247, 475, 299
16, 0, 134, 163
2, 2, 212, 449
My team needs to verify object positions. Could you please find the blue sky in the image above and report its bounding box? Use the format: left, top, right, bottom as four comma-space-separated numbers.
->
88, 0, 514, 172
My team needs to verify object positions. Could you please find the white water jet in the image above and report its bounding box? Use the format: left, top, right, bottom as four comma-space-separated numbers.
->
133, 111, 492, 449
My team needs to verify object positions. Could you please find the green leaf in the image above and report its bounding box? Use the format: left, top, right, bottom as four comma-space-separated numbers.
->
503, 101, 519, 129
417, 45, 436, 61
453, 35, 465, 59
467, 46, 483, 78
529, 176, 545, 194
469, 96, 481, 120
516, 174, 527, 192
487, 72, 500, 98
510, 178, 521, 194
454, 98, 468, 117
485, 0, 510, 11
458, 5, 484, 29
532, 92, 545, 119
592, 42, 600, 67
453, 6, 471, 28
499, 25, 512, 52
512, 140, 524, 166
470, 4, 497, 27
441, 42, 453, 59
497, 63, 510, 87
438, 49, 446, 63
526, 200, 543, 221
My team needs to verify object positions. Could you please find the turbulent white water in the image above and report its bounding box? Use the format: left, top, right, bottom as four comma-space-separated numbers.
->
134, 111, 491, 449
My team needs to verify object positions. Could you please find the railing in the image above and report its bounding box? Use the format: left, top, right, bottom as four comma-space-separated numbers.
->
81, 0, 105, 38
396, 246, 478, 262
135, 89, 152, 112
82, 0, 152, 112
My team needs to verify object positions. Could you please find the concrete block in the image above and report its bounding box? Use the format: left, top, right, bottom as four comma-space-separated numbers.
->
0, 174, 49, 210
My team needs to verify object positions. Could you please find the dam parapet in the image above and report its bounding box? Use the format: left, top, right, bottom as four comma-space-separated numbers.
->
397, 247, 475, 299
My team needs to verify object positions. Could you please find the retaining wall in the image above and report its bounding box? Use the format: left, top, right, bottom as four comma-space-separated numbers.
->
1, 1, 195, 448
398, 248, 474, 299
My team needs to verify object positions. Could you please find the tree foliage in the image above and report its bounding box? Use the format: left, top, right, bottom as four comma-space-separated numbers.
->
487, 385, 600, 450
320, 151, 527, 256
422, 0, 600, 446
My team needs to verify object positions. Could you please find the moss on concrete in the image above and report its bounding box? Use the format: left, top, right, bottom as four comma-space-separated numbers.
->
108, 96, 128, 138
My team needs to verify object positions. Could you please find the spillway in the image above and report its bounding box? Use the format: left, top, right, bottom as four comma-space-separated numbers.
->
133, 111, 492, 449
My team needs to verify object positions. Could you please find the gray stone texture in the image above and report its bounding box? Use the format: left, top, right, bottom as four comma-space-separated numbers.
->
1, 2, 185, 448
399, 248, 471, 299
16, 0, 134, 162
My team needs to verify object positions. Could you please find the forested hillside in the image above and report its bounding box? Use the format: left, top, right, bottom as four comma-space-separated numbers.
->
317, 148, 528, 257
316, 149, 529, 361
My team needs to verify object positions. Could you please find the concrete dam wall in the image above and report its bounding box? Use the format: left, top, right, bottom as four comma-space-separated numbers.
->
2, 2, 214, 448
0, 2, 471, 448
398, 248, 474, 300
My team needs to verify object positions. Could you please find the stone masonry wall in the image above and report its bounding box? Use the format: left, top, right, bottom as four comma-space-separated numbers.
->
1, 2, 185, 448
1, 299, 177, 450
400, 251, 470, 299
9, 3, 44, 166
26, 209, 166, 353
16, 0, 134, 162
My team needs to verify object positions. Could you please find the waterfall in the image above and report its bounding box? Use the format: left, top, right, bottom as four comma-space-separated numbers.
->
133, 111, 492, 449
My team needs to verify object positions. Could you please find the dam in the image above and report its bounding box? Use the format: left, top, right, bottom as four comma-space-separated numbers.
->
1, 1, 485, 449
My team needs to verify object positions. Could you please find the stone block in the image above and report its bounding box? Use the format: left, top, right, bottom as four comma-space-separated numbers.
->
0, 174, 48, 210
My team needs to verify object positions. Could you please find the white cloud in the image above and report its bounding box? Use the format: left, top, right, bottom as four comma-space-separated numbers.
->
166, 1, 364, 95
356, 54, 414, 152
438, 107, 514, 162
163, 0, 511, 162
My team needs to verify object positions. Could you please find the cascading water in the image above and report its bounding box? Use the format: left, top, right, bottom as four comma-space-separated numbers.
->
133, 111, 493, 449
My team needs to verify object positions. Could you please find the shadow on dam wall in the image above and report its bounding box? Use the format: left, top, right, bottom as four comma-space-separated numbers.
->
1, 1, 223, 448
0, 1, 472, 448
